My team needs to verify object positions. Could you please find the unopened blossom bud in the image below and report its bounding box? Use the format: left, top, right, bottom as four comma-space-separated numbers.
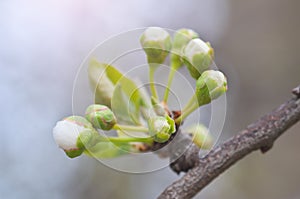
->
140, 27, 172, 64
185, 124, 213, 149
148, 116, 170, 143
147, 116, 175, 143
183, 38, 214, 79
85, 104, 116, 130
171, 29, 198, 69
195, 70, 227, 106
53, 116, 94, 158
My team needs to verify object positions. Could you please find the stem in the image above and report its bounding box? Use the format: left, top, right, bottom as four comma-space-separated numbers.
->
163, 64, 177, 103
107, 136, 154, 144
149, 64, 159, 99
182, 94, 198, 113
175, 103, 198, 124
113, 124, 149, 133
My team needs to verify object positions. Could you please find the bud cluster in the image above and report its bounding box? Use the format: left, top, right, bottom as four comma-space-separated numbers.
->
53, 27, 228, 160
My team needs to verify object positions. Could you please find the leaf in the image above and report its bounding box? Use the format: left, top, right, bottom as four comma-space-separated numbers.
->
166, 115, 176, 134
84, 141, 131, 159
104, 63, 141, 110
88, 59, 115, 107
138, 80, 152, 108
137, 82, 157, 120
111, 84, 141, 125
88, 59, 142, 119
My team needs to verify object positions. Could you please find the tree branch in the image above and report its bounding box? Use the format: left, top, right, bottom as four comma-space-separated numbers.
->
158, 84, 300, 199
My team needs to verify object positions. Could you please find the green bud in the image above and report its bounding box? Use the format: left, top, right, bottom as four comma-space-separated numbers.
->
183, 38, 214, 79
53, 116, 95, 158
147, 116, 176, 143
140, 27, 172, 64
196, 70, 227, 106
171, 29, 198, 69
185, 124, 213, 149
64, 115, 94, 129
85, 104, 117, 130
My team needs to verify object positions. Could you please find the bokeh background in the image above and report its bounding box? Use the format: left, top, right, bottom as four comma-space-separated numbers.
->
1, 0, 300, 198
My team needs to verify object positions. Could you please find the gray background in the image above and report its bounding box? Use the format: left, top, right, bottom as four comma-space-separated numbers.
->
1, 0, 300, 198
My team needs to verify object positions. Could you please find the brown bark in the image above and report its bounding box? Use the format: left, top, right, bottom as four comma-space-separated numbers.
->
158, 85, 300, 199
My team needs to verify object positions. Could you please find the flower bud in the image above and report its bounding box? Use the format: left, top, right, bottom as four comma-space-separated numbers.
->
171, 29, 198, 69
53, 116, 94, 158
183, 38, 214, 79
147, 116, 175, 143
195, 70, 227, 106
140, 27, 172, 64
85, 104, 116, 130
185, 124, 213, 149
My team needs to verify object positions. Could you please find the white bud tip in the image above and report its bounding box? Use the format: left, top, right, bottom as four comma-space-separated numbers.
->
143, 27, 169, 41
154, 118, 170, 131
186, 38, 210, 55
53, 120, 86, 151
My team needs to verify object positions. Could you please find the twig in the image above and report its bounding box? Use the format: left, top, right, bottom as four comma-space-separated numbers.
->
158, 84, 300, 199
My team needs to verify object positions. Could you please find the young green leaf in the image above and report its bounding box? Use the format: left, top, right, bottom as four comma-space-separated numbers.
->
88, 59, 115, 107
102, 61, 141, 108
111, 84, 141, 125
88, 59, 142, 116
84, 142, 131, 159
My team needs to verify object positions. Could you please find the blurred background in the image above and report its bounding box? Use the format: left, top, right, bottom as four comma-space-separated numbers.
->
1, 0, 300, 198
